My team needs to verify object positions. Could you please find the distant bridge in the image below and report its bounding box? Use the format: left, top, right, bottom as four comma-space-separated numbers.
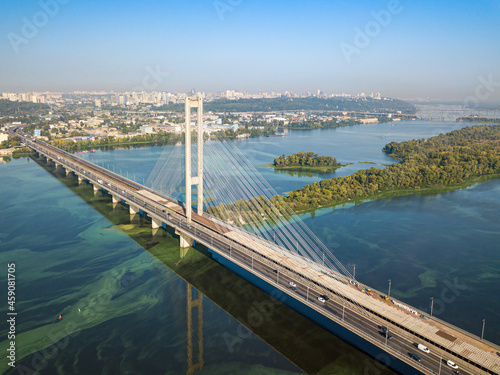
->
10, 101, 500, 375
415, 115, 456, 121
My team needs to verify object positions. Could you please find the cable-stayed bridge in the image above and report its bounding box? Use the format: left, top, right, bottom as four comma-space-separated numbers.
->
9, 100, 500, 375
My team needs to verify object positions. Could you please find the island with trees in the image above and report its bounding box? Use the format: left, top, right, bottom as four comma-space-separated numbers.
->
207, 125, 500, 224
272, 152, 345, 173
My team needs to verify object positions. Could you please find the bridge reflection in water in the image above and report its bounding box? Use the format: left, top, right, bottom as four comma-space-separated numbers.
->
186, 281, 204, 374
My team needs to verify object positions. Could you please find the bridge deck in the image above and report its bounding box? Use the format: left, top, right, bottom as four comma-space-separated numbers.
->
136, 189, 232, 234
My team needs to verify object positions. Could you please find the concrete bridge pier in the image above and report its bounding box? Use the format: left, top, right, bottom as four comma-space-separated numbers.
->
112, 195, 120, 204
152, 217, 162, 230
176, 229, 193, 248
129, 204, 139, 215
78, 175, 84, 185
93, 184, 99, 195
65, 169, 71, 177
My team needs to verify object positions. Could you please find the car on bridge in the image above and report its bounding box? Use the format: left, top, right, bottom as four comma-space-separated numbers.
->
289, 282, 296, 287
447, 360, 458, 369
317, 297, 326, 303
290, 286, 298, 292
408, 352, 421, 362
379, 331, 392, 339
417, 343, 430, 354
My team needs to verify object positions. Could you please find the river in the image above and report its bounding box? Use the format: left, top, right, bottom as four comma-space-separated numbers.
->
0, 120, 499, 374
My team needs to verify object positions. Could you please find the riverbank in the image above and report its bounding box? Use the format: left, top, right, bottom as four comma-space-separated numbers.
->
0, 148, 15, 157
12, 147, 37, 157
0, 147, 36, 162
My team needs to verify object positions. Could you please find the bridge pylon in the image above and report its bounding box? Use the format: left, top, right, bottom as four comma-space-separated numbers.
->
185, 97, 204, 223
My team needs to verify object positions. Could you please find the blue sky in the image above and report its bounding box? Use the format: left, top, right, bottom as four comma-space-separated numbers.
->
1, 0, 499, 102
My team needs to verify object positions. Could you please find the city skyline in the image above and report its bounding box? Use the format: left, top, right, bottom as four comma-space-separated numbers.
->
1, 0, 500, 103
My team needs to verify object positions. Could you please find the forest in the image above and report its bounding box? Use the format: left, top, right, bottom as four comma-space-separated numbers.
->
207, 125, 500, 223
0, 100, 49, 115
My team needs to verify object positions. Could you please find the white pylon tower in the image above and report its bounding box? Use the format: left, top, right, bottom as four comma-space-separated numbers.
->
185, 96, 204, 223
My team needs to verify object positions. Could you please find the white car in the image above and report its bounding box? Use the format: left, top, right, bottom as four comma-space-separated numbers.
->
289, 282, 297, 287
417, 344, 430, 354
317, 297, 326, 303
446, 360, 458, 369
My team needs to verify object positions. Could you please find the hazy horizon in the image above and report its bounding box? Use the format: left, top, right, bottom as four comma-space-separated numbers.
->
1, 0, 500, 104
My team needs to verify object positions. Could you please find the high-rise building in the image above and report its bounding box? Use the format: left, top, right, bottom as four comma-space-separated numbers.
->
118, 95, 127, 105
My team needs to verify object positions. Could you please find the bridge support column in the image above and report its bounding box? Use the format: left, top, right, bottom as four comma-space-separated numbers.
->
65, 169, 71, 176
129, 205, 139, 215
112, 195, 120, 204
93, 184, 99, 194
176, 229, 193, 248
184, 97, 204, 223
78, 175, 83, 184
152, 218, 162, 229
